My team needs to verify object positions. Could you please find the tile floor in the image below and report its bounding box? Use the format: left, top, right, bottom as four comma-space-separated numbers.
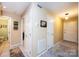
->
0, 41, 10, 57
10, 47, 24, 57
0, 40, 78, 57
40, 40, 78, 57
0, 41, 26, 57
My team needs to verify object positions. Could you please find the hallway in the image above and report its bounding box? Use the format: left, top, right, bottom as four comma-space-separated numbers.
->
0, 2, 78, 57
40, 40, 77, 57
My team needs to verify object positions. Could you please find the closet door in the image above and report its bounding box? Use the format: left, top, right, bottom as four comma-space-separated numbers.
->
63, 19, 77, 43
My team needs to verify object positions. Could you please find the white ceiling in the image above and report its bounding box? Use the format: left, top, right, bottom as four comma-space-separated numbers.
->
1, 2, 78, 17
2, 2, 30, 16
39, 2, 78, 17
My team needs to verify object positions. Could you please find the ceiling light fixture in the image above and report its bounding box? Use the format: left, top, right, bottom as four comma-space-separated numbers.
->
65, 13, 69, 20
65, 13, 69, 15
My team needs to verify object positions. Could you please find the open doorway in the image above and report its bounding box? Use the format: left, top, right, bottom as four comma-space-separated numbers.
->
0, 16, 10, 56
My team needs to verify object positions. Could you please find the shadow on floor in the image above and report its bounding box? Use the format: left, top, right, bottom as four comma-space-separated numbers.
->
10, 47, 24, 57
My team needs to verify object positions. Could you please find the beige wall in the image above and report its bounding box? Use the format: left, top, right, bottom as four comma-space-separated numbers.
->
54, 17, 63, 44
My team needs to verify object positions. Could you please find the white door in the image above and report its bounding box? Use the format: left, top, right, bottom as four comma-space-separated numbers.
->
47, 19, 54, 49
63, 20, 77, 43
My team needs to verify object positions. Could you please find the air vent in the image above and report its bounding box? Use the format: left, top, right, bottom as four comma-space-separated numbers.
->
37, 4, 42, 8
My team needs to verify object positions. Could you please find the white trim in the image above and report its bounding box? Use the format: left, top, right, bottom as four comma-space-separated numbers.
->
37, 41, 61, 57
37, 49, 47, 57
37, 45, 54, 57
20, 18, 24, 46
8, 17, 12, 50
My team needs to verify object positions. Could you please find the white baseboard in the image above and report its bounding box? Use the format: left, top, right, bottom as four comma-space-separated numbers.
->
37, 41, 61, 57
37, 46, 54, 57
37, 49, 48, 57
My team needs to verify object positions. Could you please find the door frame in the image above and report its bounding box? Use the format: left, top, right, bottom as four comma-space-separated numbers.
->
0, 16, 11, 56
0, 16, 12, 49
20, 18, 24, 46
